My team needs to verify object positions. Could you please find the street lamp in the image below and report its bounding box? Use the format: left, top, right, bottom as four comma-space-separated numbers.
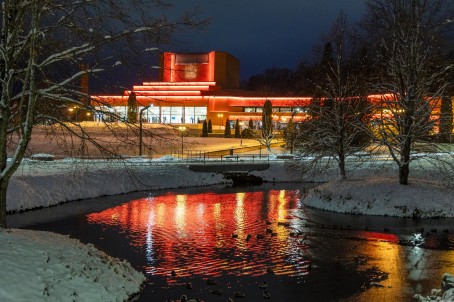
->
139, 105, 151, 156
68, 106, 78, 121
217, 113, 223, 129
178, 126, 186, 157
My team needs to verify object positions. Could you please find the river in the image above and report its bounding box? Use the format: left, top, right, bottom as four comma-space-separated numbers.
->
8, 183, 454, 301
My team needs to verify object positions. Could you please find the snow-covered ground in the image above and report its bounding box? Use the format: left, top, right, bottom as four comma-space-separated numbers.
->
3, 152, 454, 301
4, 156, 233, 301
414, 273, 454, 301
7, 157, 230, 212
0, 228, 145, 302
294, 154, 454, 218
302, 177, 454, 218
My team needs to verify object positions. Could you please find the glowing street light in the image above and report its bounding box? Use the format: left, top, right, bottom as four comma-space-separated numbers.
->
139, 105, 151, 156
178, 126, 186, 157
68, 106, 78, 121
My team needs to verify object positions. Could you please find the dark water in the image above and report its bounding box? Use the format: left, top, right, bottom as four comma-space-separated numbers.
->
8, 183, 454, 302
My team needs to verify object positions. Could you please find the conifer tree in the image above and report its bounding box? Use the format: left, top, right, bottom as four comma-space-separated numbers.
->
208, 119, 213, 133
201, 120, 208, 137
127, 92, 138, 123
234, 119, 241, 138
260, 100, 274, 150
224, 119, 232, 138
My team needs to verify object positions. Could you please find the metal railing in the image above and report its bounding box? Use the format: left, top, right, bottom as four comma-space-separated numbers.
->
221, 154, 270, 163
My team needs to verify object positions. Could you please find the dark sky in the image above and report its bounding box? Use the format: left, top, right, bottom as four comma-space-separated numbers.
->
167, 0, 367, 80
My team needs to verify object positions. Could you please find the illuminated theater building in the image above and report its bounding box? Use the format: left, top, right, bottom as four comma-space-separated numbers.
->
92, 51, 312, 126
92, 51, 453, 133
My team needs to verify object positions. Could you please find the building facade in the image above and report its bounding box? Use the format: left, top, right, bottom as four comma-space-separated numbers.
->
91, 51, 453, 135
92, 51, 312, 127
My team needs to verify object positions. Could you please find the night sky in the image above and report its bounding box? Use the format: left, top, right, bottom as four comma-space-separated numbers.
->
167, 0, 367, 80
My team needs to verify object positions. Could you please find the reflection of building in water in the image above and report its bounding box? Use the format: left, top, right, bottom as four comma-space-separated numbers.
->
86, 190, 306, 278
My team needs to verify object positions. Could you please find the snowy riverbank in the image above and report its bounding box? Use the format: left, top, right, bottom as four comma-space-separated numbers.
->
302, 176, 454, 218
7, 157, 230, 212
295, 154, 454, 218
7, 154, 454, 217
0, 228, 145, 301
4, 157, 234, 301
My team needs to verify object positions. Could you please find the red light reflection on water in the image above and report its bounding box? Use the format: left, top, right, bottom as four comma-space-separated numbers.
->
358, 231, 400, 243
86, 190, 312, 279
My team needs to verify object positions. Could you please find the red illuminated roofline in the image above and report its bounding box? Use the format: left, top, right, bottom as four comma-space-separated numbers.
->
133, 85, 213, 91
92, 95, 314, 102
142, 81, 217, 86
124, 90, 202, 96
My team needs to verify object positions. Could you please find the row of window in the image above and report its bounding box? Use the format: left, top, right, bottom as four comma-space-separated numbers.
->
94, 106, 207, 124
92, 105, 310, 123
244, 107, 308, 113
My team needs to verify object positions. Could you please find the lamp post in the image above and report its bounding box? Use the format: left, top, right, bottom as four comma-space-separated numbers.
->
139, 105, 151, 156
178, 126, 186, 157
217, 113, 223, 130
68, 106, 78, 121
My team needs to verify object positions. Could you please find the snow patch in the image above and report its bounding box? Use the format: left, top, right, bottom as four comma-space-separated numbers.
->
0, 229, 145, 301
301, 177, 454, 218
7, 160, 228, 212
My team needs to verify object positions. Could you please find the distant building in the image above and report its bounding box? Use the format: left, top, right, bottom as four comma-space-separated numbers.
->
91, 51, 312, 127
91, 51, 453, 135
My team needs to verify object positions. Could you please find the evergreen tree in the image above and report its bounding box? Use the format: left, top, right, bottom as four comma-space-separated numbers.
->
248, 118, 254, 129
201, 120, 208, 137
224, 119, 232, 138
261, 99, 274, 150
208, 119, 213, 133
127, 92, 138, 123
234, 119, 241, 138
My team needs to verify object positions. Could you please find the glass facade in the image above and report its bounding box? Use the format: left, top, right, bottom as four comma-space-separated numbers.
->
94, 106, 206, 124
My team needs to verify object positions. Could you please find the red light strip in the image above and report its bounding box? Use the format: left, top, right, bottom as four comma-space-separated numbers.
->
125, 91, 202, 96
142, 81, 217, 86
133, 85, 212, 91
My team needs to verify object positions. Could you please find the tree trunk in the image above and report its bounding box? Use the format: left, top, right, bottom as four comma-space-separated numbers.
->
338, 153, 346, 180
399, 164, 409, 185
440, 96, 453, 143
399, 138, 412, 185
0, 178, 8, 228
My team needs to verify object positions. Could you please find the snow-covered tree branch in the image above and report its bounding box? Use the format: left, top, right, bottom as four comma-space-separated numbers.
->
294, 11, 373, 180
0, 0, 207, 228
363, 0, 454, 185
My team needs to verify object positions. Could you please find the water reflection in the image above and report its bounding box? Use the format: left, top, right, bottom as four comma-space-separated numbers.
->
11, 184, 454, 301
86, 190, 311, 279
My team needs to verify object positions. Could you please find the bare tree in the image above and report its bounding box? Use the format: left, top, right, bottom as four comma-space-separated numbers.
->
363, 0, 453, 185
296, 11, 372, 180
439, 96, 453, 143
0, 0, 205, 228
283, 117, 298, 154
